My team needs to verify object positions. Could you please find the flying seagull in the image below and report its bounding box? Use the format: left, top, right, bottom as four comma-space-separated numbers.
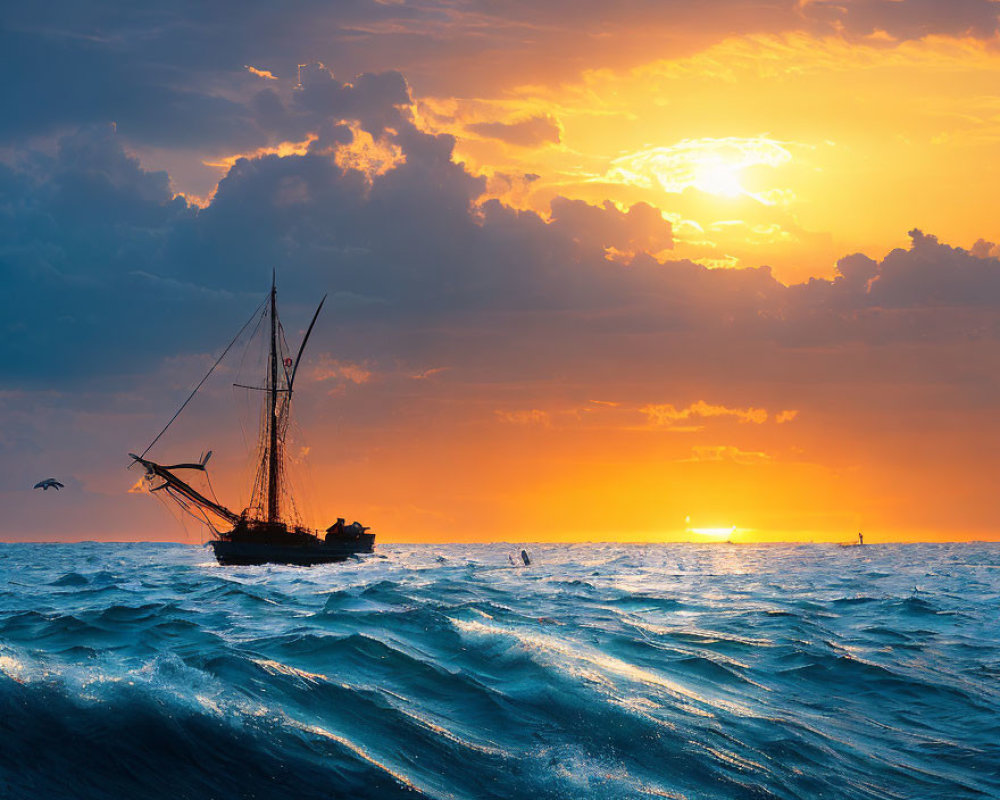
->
34, 478, 65, 491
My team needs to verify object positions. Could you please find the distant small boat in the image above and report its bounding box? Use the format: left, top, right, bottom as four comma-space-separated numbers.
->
130, 277, 375, 566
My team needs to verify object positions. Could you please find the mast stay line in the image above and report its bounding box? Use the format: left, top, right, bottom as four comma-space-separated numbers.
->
136, 296, 267, 461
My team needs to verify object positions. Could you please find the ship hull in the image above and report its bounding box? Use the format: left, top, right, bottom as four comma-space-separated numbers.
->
210, 535, 375, 566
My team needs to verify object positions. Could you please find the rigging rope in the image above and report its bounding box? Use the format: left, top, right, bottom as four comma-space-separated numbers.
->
137, 295, 268, 461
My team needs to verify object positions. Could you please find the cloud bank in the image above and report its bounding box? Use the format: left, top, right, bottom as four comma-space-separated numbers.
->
3, 0, 1000, 539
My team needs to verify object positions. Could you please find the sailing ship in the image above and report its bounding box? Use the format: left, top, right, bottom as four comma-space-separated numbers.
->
129, 277, 375, 566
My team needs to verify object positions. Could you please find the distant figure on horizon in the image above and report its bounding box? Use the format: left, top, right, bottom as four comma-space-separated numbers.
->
33, 478, 64, 491
521, 549, 531, 566
858, 531, 864, 545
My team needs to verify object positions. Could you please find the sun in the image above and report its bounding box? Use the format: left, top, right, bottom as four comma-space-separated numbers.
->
689, 526, 737, 538
605, 136, 793, 202
692, 159, 745, 198
685, 516, 737, 539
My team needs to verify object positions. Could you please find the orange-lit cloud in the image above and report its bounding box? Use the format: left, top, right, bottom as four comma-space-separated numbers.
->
203, 134, 318, 171
408, 30, 1000, 280
686, 445, 773, 465
640, 401, 770, 428
410, 367, 449, 380
311, 357, 372, 385
332, 125, 405, 179
245, 65, 278, 80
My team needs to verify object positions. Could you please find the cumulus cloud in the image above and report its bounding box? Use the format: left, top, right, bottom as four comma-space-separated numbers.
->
2, 62, 1000, 458
3, 55, 1000, 539
5, 111, 1000, 401
548, 197, 674, 255
294, 65, 411, 138
0, 125, 202, 381
246, 65, 413, 153
867, 229, 1000, 308
5, 3, 1000, 540
971, 239, 1000, 260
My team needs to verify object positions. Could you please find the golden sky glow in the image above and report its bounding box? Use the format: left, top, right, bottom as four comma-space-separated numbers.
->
7, 6, 1000, 544
412, 32, 1000, 281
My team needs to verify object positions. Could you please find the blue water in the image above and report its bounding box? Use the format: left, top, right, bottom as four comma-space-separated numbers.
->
1, 543, 998, 799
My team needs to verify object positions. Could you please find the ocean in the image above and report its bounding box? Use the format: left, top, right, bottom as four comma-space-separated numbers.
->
0, 542, 997, 799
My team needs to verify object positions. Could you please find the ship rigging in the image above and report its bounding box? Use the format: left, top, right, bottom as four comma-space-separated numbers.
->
130, 276, 375, 565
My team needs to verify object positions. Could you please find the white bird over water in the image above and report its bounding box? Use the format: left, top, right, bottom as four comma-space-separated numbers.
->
33, 478, 64, 491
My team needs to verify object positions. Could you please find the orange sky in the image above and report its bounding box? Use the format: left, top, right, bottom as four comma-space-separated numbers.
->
414, 33, 1000, 281
6, 5, 1000, 543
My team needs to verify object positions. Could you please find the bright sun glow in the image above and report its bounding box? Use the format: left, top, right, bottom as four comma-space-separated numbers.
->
693, 160, 744, 197
605, 137, 793, 203
689, 526, 737, 538
685, 517, 737, 538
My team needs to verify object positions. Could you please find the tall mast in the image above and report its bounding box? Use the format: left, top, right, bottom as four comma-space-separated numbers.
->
267, 274, 280, 523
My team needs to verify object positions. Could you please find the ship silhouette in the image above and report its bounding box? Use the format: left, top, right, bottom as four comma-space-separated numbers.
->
130, 276, 375, 565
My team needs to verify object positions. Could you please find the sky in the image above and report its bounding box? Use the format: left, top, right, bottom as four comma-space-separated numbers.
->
3, 0, 1000, 543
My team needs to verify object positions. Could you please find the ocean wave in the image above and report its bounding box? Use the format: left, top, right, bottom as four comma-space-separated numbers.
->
0, 541, 998, 799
